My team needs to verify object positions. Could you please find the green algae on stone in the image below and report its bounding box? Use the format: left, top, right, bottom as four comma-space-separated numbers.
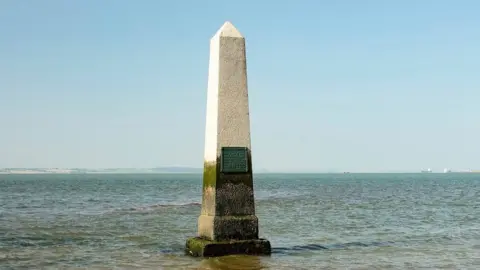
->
203, 161, 217, 188
185, 237, 271, 257
185, 237, 208, 257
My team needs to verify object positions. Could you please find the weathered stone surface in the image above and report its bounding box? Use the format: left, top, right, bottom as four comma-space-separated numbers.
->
198, 214, 258, 241
186, 21, 271, 257
186, 237, 271, 257
199, 21, 257, 240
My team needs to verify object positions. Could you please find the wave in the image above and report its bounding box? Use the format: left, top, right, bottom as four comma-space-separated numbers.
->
126, 202, 201, 212
124, 190, 304, 212
151, 240, 398, 257
272, 240, 396, 255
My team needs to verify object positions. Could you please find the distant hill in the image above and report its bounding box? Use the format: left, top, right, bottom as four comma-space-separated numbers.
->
0, 167, 277, 174
150, 167, 202, 173
0, 167, 202, 174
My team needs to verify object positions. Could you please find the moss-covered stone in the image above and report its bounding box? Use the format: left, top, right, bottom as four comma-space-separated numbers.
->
185, 237, 271, 257
203, 161, 217, 188
203, 149, 253, 190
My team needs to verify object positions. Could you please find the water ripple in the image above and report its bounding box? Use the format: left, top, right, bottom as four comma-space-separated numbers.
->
1, 173, 479, 269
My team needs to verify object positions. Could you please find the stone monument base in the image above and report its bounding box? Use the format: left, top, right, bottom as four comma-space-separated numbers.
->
185, 237, 271, 257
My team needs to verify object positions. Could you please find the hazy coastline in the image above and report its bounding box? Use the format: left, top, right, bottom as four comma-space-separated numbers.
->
0, 167, 202, 175
1, 168, 478, 174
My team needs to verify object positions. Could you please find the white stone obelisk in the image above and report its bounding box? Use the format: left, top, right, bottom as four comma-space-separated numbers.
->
186, 21, 271, 257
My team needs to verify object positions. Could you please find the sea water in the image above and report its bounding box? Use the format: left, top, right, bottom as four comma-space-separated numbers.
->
1, 173, 479, 269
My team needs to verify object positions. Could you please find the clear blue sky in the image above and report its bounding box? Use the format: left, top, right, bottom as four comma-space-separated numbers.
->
1, 0, 479, 172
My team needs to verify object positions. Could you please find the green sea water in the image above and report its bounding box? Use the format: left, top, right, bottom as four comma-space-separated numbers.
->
1, 173, 479, 269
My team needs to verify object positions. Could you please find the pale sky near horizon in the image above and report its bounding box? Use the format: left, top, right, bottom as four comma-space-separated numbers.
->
1, 1, 479, 172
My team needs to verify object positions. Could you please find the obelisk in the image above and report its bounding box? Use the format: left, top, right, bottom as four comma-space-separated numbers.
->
185, 21, 271, 257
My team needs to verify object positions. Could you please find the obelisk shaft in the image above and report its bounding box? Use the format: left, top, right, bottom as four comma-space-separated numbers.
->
199, 21, 258, 241
186, 22, 270, 257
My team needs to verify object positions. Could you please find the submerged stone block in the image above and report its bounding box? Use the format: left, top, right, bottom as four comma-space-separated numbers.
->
186, 237, 271, 257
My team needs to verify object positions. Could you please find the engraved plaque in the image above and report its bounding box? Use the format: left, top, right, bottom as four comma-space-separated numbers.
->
221, 147, 249, 173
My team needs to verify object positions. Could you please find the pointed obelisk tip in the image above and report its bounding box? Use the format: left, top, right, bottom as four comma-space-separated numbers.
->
214, 21, 243, 38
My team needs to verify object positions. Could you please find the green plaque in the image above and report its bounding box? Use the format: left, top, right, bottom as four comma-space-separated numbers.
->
221, 147, 249, 173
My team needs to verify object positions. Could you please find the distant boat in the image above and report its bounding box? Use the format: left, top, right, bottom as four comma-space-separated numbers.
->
443, 168, 451, 173
421, 168, 432, 173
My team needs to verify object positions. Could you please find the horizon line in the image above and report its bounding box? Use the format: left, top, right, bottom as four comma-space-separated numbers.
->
1, 167, 472, 174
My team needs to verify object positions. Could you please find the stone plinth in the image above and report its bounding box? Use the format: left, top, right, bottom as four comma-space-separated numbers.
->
185, 21, 271, 257
186, 238, 271, 257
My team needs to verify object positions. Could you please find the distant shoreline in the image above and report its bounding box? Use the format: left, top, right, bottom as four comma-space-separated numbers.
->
1, 171, 479, 175
0, 171, 202, 175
